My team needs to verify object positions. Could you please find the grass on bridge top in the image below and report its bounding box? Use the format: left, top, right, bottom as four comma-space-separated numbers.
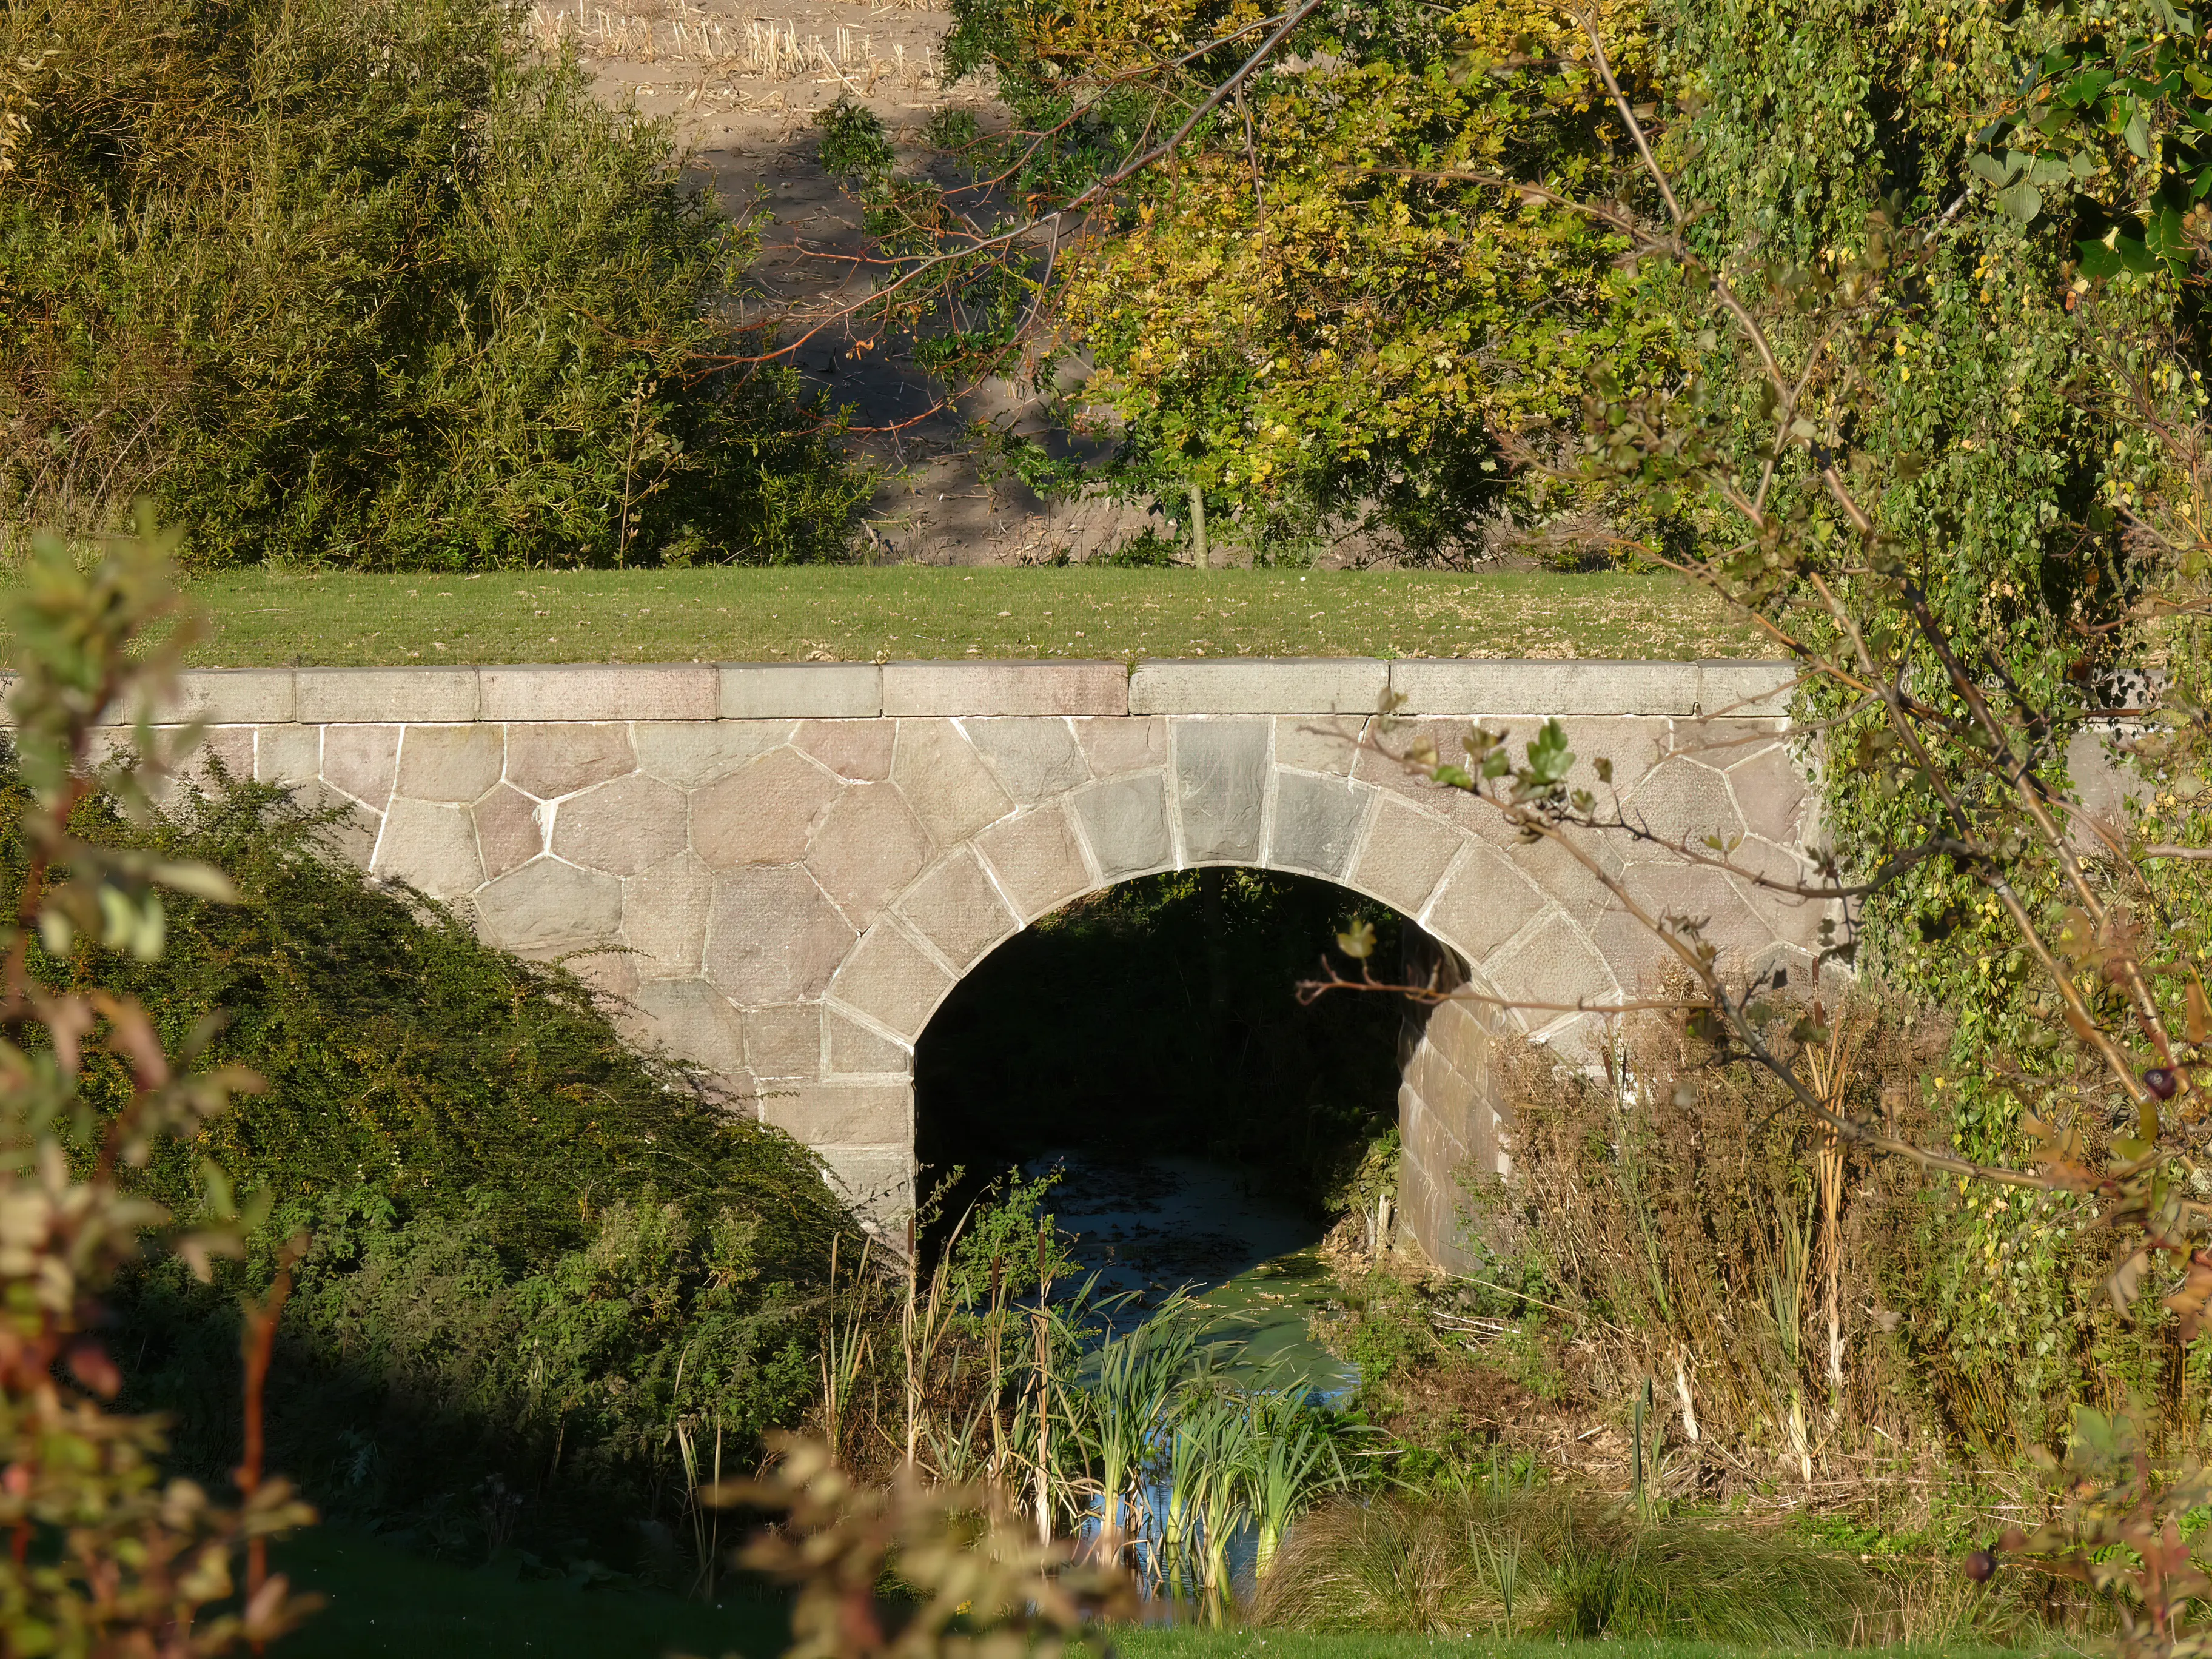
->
109, 565, 1771, 668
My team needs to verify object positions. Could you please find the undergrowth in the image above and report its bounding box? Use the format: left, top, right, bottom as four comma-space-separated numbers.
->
0, 0, 867, 568
0, 762, 854, 1567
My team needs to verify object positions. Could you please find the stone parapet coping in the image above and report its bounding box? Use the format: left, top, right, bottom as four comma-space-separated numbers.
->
44, 658, 1798, 726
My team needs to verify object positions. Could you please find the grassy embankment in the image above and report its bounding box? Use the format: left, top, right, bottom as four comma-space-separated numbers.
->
93, 567, 1771, 667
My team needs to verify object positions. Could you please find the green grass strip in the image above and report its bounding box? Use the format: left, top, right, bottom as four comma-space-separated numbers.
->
1113, 1629, 2024, 1659
104, 567, 1770, 668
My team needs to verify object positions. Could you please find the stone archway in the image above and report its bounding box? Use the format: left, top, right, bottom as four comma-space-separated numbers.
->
141, 660, 1823, 1269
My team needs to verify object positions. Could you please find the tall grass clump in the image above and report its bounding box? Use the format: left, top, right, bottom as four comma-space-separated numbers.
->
0, 0, 867, 568
1253, 1485, 1883, 1644
0, 763, 855, 1565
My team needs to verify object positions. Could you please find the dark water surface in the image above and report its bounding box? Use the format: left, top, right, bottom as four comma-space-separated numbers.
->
1030, 1150, 1357, 1395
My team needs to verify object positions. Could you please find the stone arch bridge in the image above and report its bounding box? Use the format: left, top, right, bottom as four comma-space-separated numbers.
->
140, 657, 1818, 1271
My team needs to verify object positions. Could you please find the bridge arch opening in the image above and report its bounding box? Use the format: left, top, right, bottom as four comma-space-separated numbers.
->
910, 868, 1490, 1324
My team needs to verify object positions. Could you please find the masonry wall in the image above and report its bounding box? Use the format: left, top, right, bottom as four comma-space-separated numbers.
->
101, 656, 1821, 1248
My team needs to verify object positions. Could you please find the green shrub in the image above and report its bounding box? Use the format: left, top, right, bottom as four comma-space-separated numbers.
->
1, 765, 854, 1552
0, 0, 868, 568
815, 97, 896, 181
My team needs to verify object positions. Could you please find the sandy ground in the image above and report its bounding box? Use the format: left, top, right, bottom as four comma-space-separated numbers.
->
530, 0, 1156, 565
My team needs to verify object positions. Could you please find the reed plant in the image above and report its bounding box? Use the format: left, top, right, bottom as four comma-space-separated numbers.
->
1252, 1483, 1888, 1644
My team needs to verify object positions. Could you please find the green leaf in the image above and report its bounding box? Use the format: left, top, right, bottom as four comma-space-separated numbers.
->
2029, 154, 2074, 188
2125, 107, 2152, 159
1968, 152, 2017, 187
1997, 179, 2043, 221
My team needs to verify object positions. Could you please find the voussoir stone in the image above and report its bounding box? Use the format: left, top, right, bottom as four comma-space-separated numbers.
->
764, 1084, 909, 1147
1173, 719, 1269, 863
1490, 911, 1620, 1029
806, 783, 934, 930
373, 798, 485, 900
692, 746, 842, 868
622, 853, 714, 977
506, 723, 635, 800
1423, 842, 1547, 965
826, 1008, 911, 1076
1073, 717, 1167, 777
1072, 774, 1171, 881
634, 720, 793, 788
396, 724, 504, 803
976, 805, 1094, 921
891, 721, 1013, 848
964, 718, 1089, 803
475, 856, 623, 953
703, 864, 855, 1005
1270, 771, 1370, 879
829, 923, 954, 1042
631, 978, 748, 1076
895, 849, 1019, 971
1274, 714, 1364, 777
552, 771, 687, 876
796, 720, 896, 782
1349, 797, 1463, 916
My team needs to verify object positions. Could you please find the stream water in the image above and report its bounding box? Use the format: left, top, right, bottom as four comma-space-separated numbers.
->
1027, 1149, 1358, 1397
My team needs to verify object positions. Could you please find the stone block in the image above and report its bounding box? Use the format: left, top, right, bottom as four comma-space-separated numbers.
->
1270, 772, 1370, 879
622, 853, 713, 977
635, 720, 794, 788
255, 724, 320, 789
155, 669, 296, 726
396, 724, 504, 804
297, 667, 477, 725
1072, 774, 1172, 881
1506, 825, 1625, 918
632, 978, 747, 1075
1622, 756, 1741, 850
884, 660, 1125, 717
896, 850, 1019, 971
1619, 862, 1778, 962
964, 718, 1089, 803
506, 723, 635, 800
1074, 716, 1167, 776
703, 865, 855, 1005
475, 856, 623, 953
814, 1145, 914, 1223
479, 664, 715, 723
745, 1001, 823, 1081
1275, 714, 1364, 776
826, 1009, 911, 1077
797, 720, 896, 781
828, 923, 956, 1042
473, 784, 545, 881
2070, 725, 2153, 836
1389, 660, 1700, 716
1131, 659, 1388, 715
560, 948, 639, 1005
765, 1084, 910, 1145
372, 799, 486, 899
1697, 660, 1798, 717
891, 721, 1014, 848
976, 805, 1094, 921
321, 724, 400, 809
1724, 745, 1808, 846
720, 662, 882, 719
691, 747, 842, 868
1487, 911, 1619, 1025
1349, 797, 1462, 915
1424, 843, 1547, 964
806, 783, 934, 929
1173, 719, 1268, 863
554, 772, 688, 876
171, 726, 254, 794
304, 789, 381, 868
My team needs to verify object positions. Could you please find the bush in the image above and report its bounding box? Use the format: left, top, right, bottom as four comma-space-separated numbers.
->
0, 0, 868, 568
0, 765, 855, 1554
815, 97, 896, 181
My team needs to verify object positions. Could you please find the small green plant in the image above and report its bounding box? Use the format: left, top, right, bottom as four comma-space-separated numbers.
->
815, 96, 896, 181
